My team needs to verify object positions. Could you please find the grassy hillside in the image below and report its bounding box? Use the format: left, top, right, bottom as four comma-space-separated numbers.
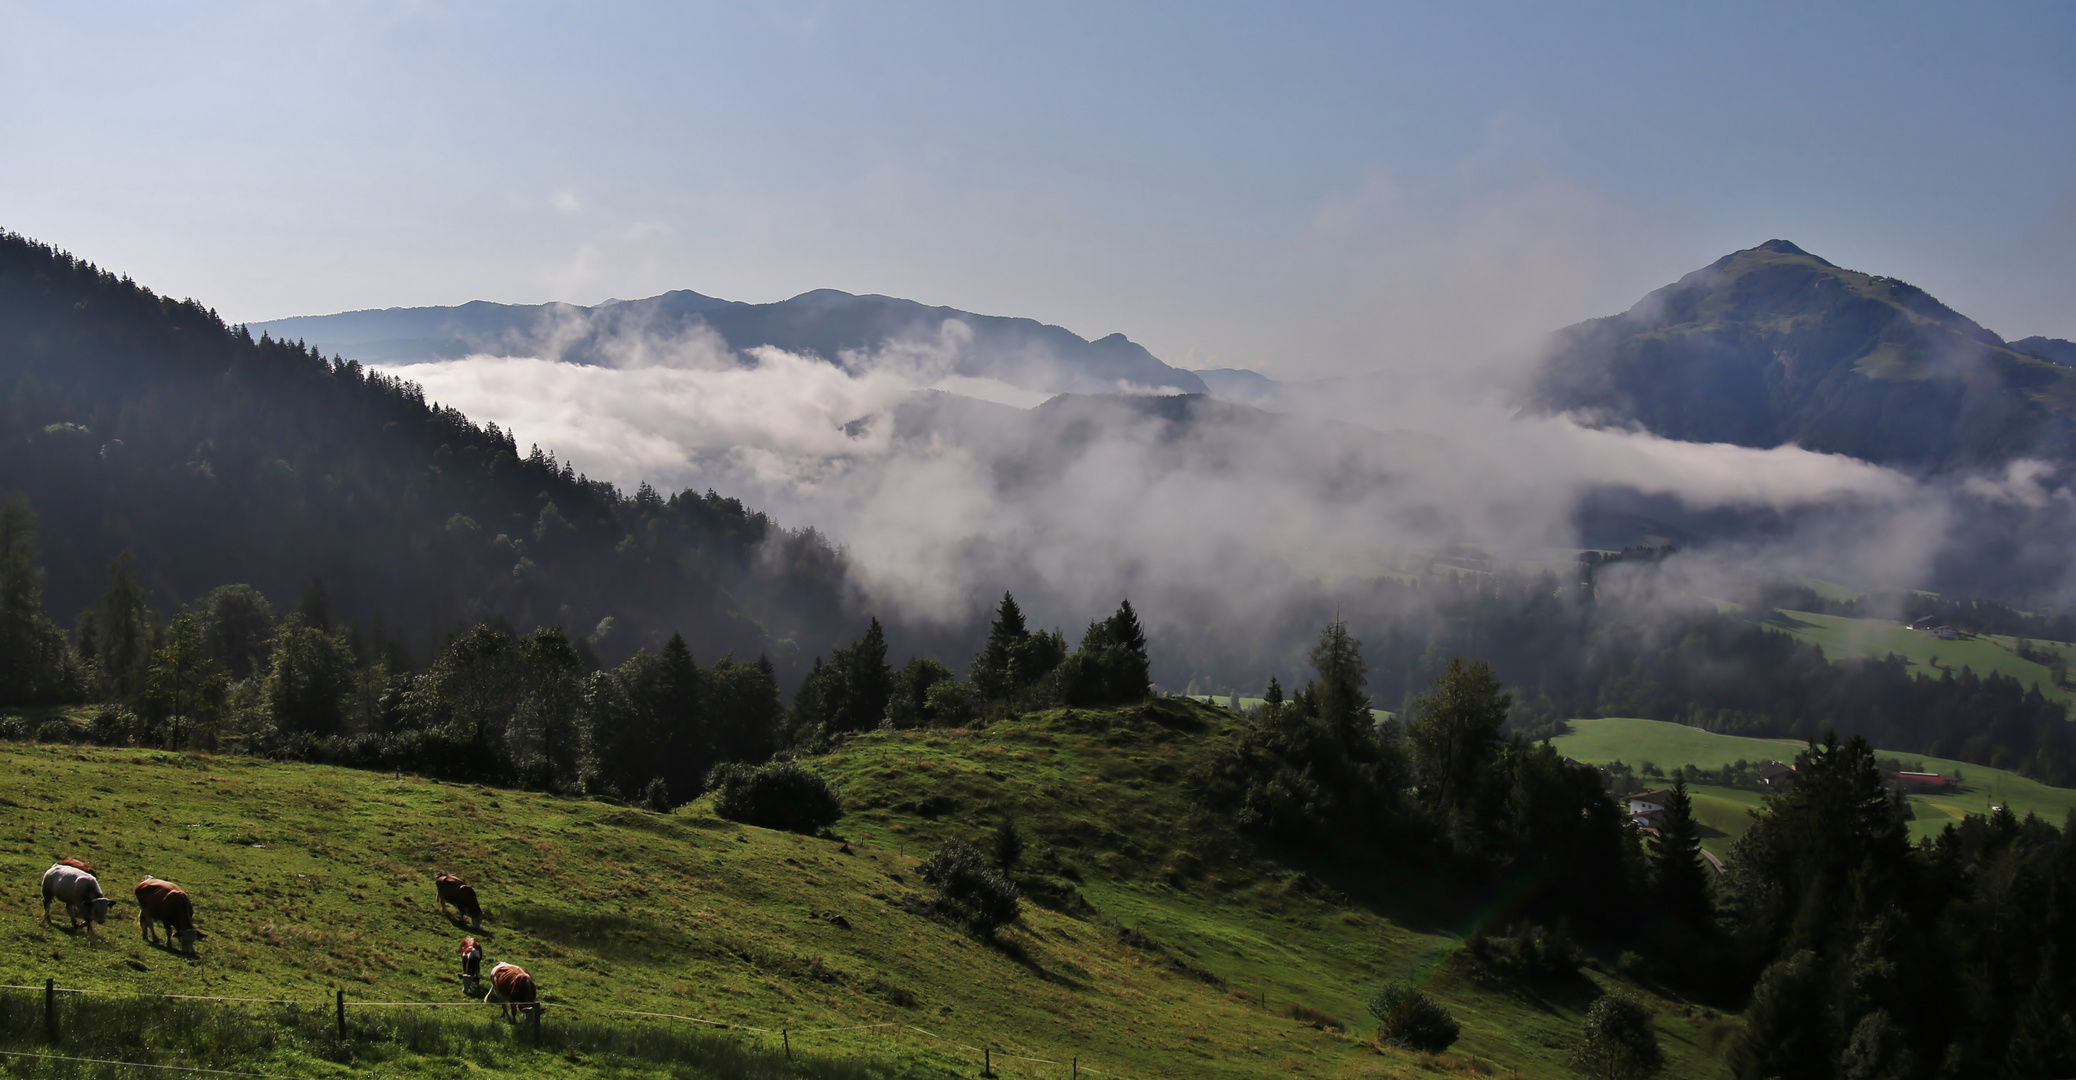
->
1552, 718, 2076, 847
1765, 610, 2072, 702
0, 702, 1734, 1078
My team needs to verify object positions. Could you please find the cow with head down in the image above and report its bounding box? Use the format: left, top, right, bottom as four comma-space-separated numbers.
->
136, 877, 208, 957
435, 874, 481, 929
484, 961, 538, 1024
459, 935, 483, 995
42, 863, 114, 931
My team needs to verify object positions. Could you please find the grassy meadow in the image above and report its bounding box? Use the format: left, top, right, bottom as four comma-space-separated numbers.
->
0, 701, 1735, 1079
1765, 610, 2073, 703
1551, 717, 2076, 848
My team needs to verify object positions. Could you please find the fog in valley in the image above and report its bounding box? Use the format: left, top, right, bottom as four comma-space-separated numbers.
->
374, 293, 2054, 689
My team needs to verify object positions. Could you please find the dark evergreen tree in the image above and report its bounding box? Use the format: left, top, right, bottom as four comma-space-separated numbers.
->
1648, 777, 1712, 930
1729, 951, 1832, 1080
1405, 657, 1510, 847
705, 653, 781, 767
1308, 618, 1370, 742
887, 656, 956, 728
263, 614, 354, 736
971, 592, 1028, 700
192, 583, 276, 681
142, 612, 228, 747
514, 627, 583, 791
0, 495, 80, 705
80, 551, 158, 705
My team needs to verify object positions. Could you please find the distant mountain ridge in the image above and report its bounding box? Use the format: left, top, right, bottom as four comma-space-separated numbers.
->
254, 289, 1207, 396
1530, 240, 2076, 473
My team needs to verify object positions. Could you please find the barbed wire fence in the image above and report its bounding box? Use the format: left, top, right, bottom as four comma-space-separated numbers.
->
0, 979, 1126, 1079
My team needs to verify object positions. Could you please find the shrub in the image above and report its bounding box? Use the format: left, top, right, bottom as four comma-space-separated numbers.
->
1569, 993, 1663, 1080
991, 818, 1024, 870
706, 761, 842, 834
1368, 982, 1460, 1053
917, 839, 1020, 933
922, 679, 980, 727
642, 777, 672, 812
1465, 921, 1581, 982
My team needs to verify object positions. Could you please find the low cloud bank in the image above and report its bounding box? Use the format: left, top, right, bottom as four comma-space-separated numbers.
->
378, 318, 2036, 684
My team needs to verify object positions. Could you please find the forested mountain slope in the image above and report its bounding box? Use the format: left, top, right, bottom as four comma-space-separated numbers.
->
254, 287, 1207, 395
0, 231, 848, 669
1532, 240, 2076, 473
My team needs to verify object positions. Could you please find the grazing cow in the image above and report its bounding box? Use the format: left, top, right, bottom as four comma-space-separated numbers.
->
41, 863, 113, 931
484, 961, 538, 1023
435, 874, 481, 929
459, 935, 483, 995
135, 877, 208, 957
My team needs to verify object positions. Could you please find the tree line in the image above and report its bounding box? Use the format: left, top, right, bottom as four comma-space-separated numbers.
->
1208, 618, 2076, 1079
1274, 562, 2076, 787
3, 500, 1150, 804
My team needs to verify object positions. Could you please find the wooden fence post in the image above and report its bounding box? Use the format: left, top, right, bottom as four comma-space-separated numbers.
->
44, 977, 56, 1043
982, 1047, 994, 1077
335, 988, 345, 1040
783, 1027, 791, 1060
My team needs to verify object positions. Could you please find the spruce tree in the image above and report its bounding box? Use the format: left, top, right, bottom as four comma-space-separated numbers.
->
0, 495, 79, 705
85, 551, 159, 705
971, 592, 1028, 700
1648, 777, 1712, 928
1309, 619, 1371, 742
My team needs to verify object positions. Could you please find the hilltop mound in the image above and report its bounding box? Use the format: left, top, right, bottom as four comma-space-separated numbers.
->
0, 700, 1721, 1078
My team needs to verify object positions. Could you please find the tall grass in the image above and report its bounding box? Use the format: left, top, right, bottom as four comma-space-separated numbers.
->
0, 987, 887, 1079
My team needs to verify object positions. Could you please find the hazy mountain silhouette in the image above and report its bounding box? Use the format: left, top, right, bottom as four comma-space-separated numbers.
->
1531, 240, 2076, 473
255, 290, 1207, 396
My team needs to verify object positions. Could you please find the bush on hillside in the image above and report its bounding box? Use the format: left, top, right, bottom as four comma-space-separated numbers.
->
1569, 993, 1664, 1080
1464, 921, 1581, 982
1368, 983, 1460, 1053
917, 839, 1020, 933
706, 760, 842, 834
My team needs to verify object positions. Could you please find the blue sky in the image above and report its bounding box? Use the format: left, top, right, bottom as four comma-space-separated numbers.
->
3, 1, 2071, 375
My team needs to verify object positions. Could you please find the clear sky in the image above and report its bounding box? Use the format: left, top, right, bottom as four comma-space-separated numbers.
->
3, 1, 2071, 376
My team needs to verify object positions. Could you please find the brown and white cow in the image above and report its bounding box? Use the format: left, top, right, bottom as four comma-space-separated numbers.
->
136, 876, 208, 956
458, 935, 484, 995
484, 961, 538, 1023
42, 863, 114, 931
435, 874, 481, 929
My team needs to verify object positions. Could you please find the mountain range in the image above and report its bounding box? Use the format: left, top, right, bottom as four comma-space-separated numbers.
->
253, 289, 1207, 396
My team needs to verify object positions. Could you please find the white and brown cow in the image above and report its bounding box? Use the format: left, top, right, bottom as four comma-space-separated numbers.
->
41, 863, 114, 931
458, 935, 484, 995
136, 876, 208, 956
484, 961, 538, 1023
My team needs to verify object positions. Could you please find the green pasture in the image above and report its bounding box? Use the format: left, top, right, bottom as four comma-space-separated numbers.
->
1765, 609, 2073, 703
1552, 718, 2076, 846
0, 701, 1733, 1078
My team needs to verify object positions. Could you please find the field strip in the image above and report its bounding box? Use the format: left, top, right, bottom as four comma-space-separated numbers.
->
0, 1049, 319, 1078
